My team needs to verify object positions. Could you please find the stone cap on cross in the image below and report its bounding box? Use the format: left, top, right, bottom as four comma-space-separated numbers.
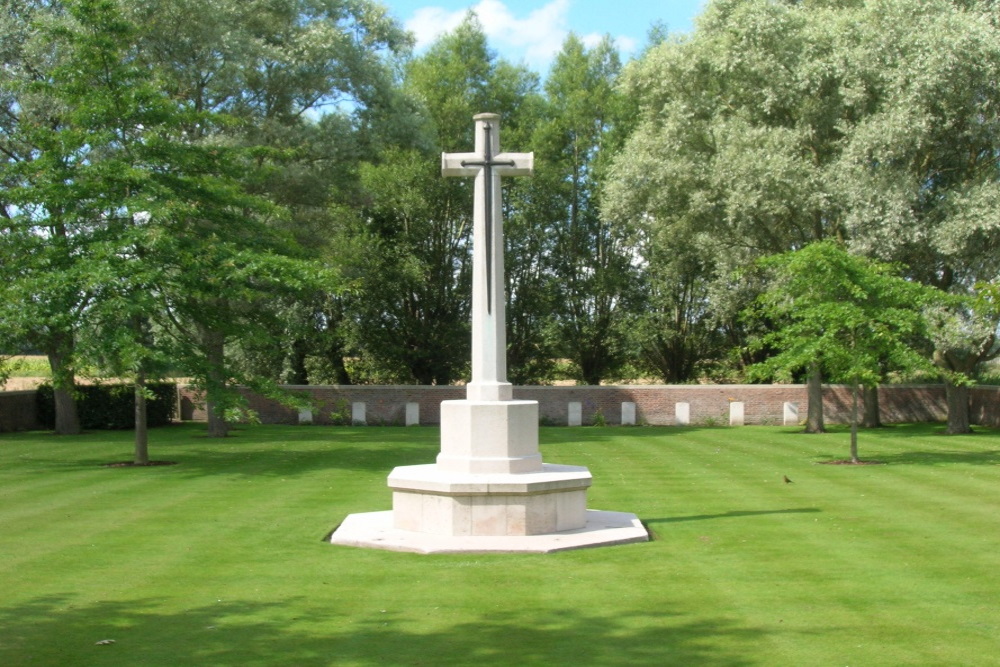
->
442, 113, 533, 402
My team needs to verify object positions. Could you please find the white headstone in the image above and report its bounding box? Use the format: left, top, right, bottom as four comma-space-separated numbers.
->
568, 402, 583, 426
676, 402, 690, 426
729, 401, 745, 426
783, 401, 799, 426
352, 402, 366, 425
621, 401, 636, 426
405, 402, 420, 426
298, 407, 313, 424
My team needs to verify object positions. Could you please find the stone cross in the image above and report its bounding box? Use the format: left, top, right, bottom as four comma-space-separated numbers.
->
442, 113, 533, 402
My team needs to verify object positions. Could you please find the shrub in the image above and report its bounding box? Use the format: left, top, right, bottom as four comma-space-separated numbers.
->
36, 383, 177, 430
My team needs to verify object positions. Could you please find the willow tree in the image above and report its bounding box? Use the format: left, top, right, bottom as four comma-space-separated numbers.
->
832, 0, 1000, 433
605, 0, 864, 426
607, 0, 1000, 431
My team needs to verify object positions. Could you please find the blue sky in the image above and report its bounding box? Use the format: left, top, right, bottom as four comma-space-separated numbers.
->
383, 0, 708, 73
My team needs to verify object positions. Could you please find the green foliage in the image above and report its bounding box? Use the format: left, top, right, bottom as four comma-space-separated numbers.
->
36, 382, 177, 430
6, 0, 999, 401
748, 242, 932, 388
925, 282, 1000, 383
341, 14, 541, 385
748, 242, 934, 459
327, 399, 353, 426
605, 0, 1000, 390
535, 35, 639, 385
1, 357, 51, 379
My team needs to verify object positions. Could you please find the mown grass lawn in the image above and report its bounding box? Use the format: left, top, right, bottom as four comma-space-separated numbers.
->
1, 422, 998, 666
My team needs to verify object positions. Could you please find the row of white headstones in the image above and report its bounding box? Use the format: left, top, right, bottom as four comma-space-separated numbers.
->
299, 401, 802, 426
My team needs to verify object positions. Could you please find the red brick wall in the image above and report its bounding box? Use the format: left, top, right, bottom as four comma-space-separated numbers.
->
972, 386, 1000, 427
177, 383, 954, 427
179, 385, 465, 425
0, 383, 983, 431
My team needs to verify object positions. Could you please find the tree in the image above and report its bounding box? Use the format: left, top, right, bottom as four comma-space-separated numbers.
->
627, 232, 724, 383
343, 14, 542, 384
924, 284, 1000, 434
1, 0, 86, 434
605, 0, 867, 417
2, 0, 327, 453
538, 35, 638, 385
829, 0, 1000, 431
128, 0, 410, 421
748, 242, 931, 462
606, 0, 1000, 421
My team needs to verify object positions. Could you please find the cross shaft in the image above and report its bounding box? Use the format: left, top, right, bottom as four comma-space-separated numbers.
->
441, 113, 533, 401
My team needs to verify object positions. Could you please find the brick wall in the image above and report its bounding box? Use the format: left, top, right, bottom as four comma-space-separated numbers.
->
177, 383, 959, 427
0, 391, 39, 432
3, 383, 986, 432
972, 386, 1000, 427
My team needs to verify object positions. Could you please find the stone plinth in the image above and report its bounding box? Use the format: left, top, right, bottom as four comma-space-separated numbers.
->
437, 399, 541, 474
389, 463, 591, 536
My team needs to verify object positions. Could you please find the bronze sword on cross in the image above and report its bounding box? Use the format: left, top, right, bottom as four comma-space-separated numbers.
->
460, 121, 512, 313
442, 114, 533, 401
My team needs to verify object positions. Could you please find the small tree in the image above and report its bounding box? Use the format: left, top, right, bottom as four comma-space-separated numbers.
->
748, 242, 931, 463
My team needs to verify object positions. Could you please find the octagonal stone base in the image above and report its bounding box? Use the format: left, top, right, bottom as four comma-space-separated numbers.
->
327, 395, 650, 554
389, 463, 591, 536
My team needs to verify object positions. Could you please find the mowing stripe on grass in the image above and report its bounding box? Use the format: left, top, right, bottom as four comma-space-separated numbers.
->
3, 423, 999, 666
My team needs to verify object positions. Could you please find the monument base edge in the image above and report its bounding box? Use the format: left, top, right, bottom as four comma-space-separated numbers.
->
328, 509, 649, 554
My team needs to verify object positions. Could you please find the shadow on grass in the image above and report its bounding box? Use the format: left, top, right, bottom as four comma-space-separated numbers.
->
778, 423, 999, 439
861, 449, 1000, 466
26, 444, 437, 479
1, 594, 762, 666
13, 426, 441, 478
646, 508, 822, 526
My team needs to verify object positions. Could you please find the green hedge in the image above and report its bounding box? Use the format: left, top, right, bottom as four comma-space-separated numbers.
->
36, 383, 177, 430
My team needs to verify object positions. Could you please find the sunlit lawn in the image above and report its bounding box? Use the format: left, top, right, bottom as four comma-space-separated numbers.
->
1, 422, 998, 666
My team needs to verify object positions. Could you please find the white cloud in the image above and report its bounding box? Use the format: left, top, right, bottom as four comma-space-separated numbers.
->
405, 0, 638, 72
580, 32, 637, 55
405, 6, 469, 50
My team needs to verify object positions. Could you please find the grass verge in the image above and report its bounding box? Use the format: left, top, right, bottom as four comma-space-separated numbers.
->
1, 423, 998, 666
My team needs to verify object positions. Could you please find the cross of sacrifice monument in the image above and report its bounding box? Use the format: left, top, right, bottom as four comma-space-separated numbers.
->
441, 113, 532, 402
329, 113, 647, 553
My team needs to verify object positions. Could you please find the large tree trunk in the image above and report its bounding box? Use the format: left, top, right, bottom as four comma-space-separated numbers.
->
944, 379, 972, 434
202, 328, 230, 438
862, 384, 882, 428
46, 336, 81, 435
850, 381, 860, 463
287, 338, 309, 385
134, 373, 149, 465
322, 304, 352, 385
329, 353, 351, 385
805, 363, 825, 433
